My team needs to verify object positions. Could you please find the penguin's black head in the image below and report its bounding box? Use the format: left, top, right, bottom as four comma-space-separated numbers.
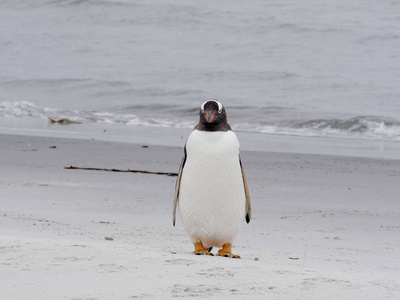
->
199, 100, 227, 128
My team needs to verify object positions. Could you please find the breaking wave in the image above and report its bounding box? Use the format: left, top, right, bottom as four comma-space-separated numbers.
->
235, 117, 400, 141
1, 101, 400, 142
0, 100, 195, 128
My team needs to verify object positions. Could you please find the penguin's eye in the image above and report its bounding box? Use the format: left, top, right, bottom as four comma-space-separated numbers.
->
201, 109, 204, 113
218, 109, 222, 114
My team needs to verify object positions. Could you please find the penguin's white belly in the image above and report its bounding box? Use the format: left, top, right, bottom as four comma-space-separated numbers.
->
178, 130, 246, 248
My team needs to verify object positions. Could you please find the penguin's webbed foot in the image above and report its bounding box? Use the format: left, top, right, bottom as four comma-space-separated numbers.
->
216, 243, 240, 259
194, 242, 214, 256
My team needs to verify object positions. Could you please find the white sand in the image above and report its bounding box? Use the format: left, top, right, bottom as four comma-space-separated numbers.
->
1, 133, 400, 299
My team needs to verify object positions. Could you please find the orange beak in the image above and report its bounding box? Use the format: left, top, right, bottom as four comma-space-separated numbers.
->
204, 113, 216, 123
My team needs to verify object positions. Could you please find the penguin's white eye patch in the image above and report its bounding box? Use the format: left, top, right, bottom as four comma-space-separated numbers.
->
201, 101, 207, 113
215, 100, 223, 113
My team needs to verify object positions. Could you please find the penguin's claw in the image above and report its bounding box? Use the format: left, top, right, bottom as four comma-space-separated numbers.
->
216, 252, 241, 259
195, 251, 214, 256
216, 244, 241, 259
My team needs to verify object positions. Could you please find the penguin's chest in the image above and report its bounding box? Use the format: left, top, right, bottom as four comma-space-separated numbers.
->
180, 130, 244, 201
178, 130, 246, 245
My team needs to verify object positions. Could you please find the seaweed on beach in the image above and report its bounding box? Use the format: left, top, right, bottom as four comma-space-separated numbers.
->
64, 166, 178, 177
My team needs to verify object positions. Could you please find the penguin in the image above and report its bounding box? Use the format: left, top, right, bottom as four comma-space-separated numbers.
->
173, 100, 251, 258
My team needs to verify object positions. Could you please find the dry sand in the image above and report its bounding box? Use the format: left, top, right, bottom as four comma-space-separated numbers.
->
1, 133, 400, 299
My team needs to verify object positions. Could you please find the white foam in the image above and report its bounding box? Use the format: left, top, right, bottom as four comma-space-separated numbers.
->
2, 101, 400, 142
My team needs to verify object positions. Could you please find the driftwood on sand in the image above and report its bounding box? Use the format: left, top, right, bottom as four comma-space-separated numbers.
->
48, 117, 82, 124
64, 166, 178, 177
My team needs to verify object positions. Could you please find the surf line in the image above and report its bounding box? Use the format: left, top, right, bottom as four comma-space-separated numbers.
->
64, 166, 178, 177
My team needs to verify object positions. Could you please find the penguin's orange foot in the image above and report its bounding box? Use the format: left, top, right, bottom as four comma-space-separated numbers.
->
194, 242, 214, 256
216, 243, 240, 259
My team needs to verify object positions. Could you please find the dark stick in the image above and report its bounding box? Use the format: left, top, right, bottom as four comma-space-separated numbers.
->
64, 166, 178, 177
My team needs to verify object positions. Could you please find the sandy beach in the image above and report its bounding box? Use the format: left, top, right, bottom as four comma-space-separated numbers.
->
2, 1, 400, 298
1, 133, 400, 299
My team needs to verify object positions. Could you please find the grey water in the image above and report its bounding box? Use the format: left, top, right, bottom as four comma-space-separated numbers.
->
1, 0, 400, 158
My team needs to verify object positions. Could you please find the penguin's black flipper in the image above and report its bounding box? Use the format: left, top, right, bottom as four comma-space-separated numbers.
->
240, 156, 251, 224
173, 145, 187, 226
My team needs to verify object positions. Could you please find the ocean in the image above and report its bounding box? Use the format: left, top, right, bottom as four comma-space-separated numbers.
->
1, 0, 400, 159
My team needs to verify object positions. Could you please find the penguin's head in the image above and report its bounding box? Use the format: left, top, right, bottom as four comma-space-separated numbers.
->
199, 100, 227, 127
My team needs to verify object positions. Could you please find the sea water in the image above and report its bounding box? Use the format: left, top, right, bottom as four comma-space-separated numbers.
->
1, 0, 400, 159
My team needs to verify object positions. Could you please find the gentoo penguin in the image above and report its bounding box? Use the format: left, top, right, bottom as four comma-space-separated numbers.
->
173, 100, 251, 258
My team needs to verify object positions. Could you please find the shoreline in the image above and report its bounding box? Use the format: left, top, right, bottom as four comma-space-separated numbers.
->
1, 116, 400, 160
1, 133, 400, 299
